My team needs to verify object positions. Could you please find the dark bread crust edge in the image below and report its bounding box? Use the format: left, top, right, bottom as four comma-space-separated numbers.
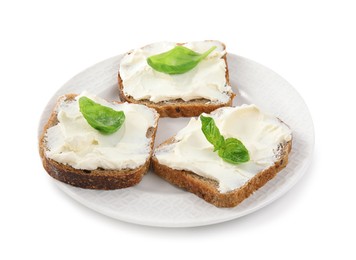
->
39, 94, 159, 190
152, 138, 292, 208
118, 41, 235, 118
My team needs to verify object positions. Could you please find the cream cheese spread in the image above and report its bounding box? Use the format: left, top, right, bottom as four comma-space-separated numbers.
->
45, 92, 157, 170
154, 105, 292, 193
119, 41, 232, 103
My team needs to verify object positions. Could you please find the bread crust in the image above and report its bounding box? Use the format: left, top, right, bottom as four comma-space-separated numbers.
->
118, 41, 235, 118
152, 138, 292, 208
39, 94, 159, 190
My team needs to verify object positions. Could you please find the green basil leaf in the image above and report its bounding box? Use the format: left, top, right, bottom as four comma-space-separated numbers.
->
79, 96, 125, 135
200, 115, 225, 151
200, 115, 250, 164
218, 138, 250, 164
147, 45, 216, 74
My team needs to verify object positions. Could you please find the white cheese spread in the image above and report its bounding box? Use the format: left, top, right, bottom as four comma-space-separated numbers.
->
119, 41, 232, 103
45, 92, 157, 170
154, 105, 292, 193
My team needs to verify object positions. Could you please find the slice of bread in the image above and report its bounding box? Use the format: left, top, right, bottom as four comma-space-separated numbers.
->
118, 41, 235, 118
39, 94, 159, 190
151, 105, 292, 207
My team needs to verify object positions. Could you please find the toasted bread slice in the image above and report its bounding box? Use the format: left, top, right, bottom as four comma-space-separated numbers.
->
152, 105, 292, 207
118, 41, 235, 117
39, 94, 159, 190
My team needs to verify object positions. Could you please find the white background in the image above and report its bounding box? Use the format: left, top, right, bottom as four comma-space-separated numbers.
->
1, 0, 355, 259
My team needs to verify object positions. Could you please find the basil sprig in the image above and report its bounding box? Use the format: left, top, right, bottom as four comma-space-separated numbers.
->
79, 96, 125, 135
200, 115, 250, 164
147, 45, 216, 75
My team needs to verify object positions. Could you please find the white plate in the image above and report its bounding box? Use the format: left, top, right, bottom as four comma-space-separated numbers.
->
38, 54, 314, 227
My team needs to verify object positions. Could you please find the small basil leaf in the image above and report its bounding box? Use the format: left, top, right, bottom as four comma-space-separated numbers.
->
147, 45, 216, 75
200, 115, 225, 151
218, 138, 250, 164
200, 116, 250, 165
79, 96, 125, 135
